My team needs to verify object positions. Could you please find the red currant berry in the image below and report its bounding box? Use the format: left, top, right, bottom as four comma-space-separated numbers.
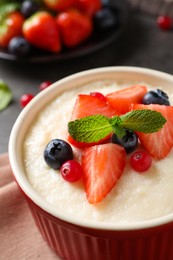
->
130, 150, 152, 173
20, 93, 34, 107
39, 81, 52, 91
157, 16, 172, 30
60, 160, 83, 182
90, 92, 107, 102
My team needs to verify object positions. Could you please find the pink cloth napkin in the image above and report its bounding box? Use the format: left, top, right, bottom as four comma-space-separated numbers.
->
0, 153, 60, 260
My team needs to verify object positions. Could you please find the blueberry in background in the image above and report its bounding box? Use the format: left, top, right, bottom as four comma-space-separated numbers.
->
8, 36, 31, 57
101, 0, 110, 7
93, 7, 120, 32
21, 0, 40, 18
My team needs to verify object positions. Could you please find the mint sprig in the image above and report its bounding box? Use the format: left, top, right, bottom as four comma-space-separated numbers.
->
0, 80, 12, 112
68, 109, 167, 143
120, 109, 166, 133
68, 115, 112, 143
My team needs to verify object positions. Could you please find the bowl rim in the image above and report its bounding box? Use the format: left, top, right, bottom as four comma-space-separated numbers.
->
9, 66, 173, 231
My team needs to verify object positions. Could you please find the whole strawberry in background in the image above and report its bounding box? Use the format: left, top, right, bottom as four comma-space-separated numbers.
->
0, 0, 121, 56
76, 0, 102, 17
43, 0, 77, 12
0, 11, 24, 48
56, 9, 93, 48
23, 11, 61, 53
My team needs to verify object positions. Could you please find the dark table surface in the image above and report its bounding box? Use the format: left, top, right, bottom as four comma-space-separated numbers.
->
1, 10, 173, 154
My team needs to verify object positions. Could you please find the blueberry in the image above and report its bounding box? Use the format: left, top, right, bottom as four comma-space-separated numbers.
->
21, 0, 39, 18
8, 36, 31, 57
111, 130, 138, 154
101, 0, 110, 6
142, 89, 170, 106
93, 7, 119, 31
44, 139, 73, 170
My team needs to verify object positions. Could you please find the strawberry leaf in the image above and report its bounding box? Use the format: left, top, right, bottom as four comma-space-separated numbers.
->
0, 80, 12, 112
68, 115, 112, 143
120, 109, 167, 133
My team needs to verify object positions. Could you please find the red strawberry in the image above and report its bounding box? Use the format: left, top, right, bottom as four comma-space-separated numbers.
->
43, 0, 76, 11
76, 0, 102, 17
67, 93, 119, 147
0, 11, 24, 48
71, 93, 119, 120
82, 143, 126, 204
23, 11, 61, 53
56, 9, 93, 48
67, 134, 110, 148
106, 85, 147, 115
132, 103, 173, 159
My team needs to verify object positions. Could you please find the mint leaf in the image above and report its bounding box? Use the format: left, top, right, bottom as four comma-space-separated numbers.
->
68, 115, 112, 143
108, 116, 126, 138
120, 109, 166, 133
0, 80, 12, 112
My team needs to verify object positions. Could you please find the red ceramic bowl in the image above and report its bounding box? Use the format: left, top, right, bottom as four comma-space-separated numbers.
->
9, 67, 173, 260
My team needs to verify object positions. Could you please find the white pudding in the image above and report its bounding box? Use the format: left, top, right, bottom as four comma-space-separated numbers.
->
23, 79, 173, 224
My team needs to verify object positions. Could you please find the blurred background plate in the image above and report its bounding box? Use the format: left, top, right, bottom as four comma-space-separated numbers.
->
0, 0, 129, 63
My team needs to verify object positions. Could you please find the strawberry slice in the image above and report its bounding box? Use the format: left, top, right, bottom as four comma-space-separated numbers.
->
71, 93, 118, 120
67, 134, 110, 148
132, 103, 173, 159
67, 93, 119, 147
106, 85, 147, 115
82, 143, 126, 204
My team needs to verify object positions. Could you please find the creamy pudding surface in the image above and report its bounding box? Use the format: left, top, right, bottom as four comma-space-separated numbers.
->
23, 80, 173, 224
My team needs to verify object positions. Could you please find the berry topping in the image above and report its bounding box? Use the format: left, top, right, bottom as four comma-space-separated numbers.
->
130, 150, 152, 172
111, 130, 138, 154
90, 92, 107, 102
39, 80, 52, 91
82, 143, 126, 204
67, 134, 109, 148
68, 109, 166, 147
67, 93, 118, 147
157, 16, 172, 30
60, 160, 83, 182
106, 85, 147, 114
142, 89, 170, 106
71, 94, 118, 120
20, 93, 34, 107
44, 139, 73, 170
132, 104, 173, 159
8, 36, 31, 57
